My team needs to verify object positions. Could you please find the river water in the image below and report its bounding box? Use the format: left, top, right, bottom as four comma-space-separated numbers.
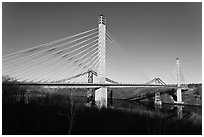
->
110, 99, 202, 125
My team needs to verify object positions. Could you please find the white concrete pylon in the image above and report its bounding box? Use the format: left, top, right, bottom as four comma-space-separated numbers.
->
97, 14, 106, 84
95, 15, 107, 107
176, 58, 183, 103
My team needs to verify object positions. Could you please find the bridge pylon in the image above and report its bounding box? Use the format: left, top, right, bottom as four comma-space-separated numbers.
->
176, 58, 183, 103
95, 15, 107, 107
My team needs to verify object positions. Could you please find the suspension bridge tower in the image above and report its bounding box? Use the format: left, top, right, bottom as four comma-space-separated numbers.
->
176, 57, 183, 103
95, 15, 107, 107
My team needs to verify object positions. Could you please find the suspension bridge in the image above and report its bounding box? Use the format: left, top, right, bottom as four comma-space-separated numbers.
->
3, 15, 190, 107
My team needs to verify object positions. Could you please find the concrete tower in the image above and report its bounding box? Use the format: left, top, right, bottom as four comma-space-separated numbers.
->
176, 58, 182, 103
97, 15, 106, 84
95, 15, 107, 107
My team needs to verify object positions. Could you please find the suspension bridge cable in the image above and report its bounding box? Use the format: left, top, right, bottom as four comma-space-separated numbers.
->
83, 50, 100, 74
3, 41, 97, 76
66, 57, 100, 83
106, 41, 123, 64
13, 43, 99, 81
76, 59, 101, 83
106, 40, 126, 66
3, 32, 98, 67
3, 38, 99, 77
43, 46, 99, 81
106, 31, 125, 54
3, 28, 97, 60
53, 42, 99, 77
38, 47, 99, 82
59, 59, 96, 83
3, 38, 98, 74
62, 42, 98, 66
107, 30, 150, 83
106, 57, 118, 80
106, 40, 130, 83
106, 36, 122, 57
106, 36, 131, 81
80, 58, 100, 83
17, 57, 71, 82
106, 51, 126, 83
59, 53, 100, 82
107, 31, 134, 66
57, 47, 99, 81
92, 58, 100, 72
81, 55, 100, 75
106, 60, 123, 83
35, 44, 99, 81
22, 54, 100, 83
106, 41, 134, 83
58, 71, 89, 83
2, 33, 99, 71
106, 40, 121, 61
107, 33, 139, 82
57, 39, 97, 58
97, 41, 120, 82
106, 41, 122, 65
106, 31, 123, 50
106, 36, 130, 71
180, 70, 187, 84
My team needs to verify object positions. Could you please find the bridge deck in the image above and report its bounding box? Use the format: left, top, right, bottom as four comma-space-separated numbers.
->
9, 83, 181, 88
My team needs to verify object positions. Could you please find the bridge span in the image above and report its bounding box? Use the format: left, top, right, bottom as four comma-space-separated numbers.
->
14, 82, 181, 89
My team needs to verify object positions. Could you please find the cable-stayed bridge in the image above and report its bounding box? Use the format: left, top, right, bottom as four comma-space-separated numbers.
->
2, 15, 190, 107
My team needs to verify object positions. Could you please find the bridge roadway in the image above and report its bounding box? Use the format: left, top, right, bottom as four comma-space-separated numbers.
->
15, 83, 181, 88
5, 82, 191, 103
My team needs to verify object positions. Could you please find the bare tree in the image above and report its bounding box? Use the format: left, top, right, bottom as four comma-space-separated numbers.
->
58, 94, 77, 135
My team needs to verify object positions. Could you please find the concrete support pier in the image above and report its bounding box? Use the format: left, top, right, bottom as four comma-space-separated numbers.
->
154, 92, 162, 105
95, 87, 107, 107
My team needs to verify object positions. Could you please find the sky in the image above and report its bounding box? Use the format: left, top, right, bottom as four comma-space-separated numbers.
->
2, 2, 202, 84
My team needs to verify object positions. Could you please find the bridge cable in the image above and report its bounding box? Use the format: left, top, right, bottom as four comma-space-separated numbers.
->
106, 40, 129, 83
58, 49, 100, 82
40, 45, 99, 81
106, 51, 126, 83
8, 41, 98, 80
3, 38, 98, 75
107, 30, 150, 83
14, 43, 99, 82
70, 58, 100, 83
58, 53, 100, 82
3, 31, 98, 67
106, 40, 124, 82
48, 45, 99, 81
38, 44, 99, 81
106, 31, 126, 56
3, 28, 97, 60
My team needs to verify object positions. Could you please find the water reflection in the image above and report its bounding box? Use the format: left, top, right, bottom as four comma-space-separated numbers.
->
61, 96, 201, 125
176, 105, 183, 119
154, 104, 162, 110
110, 99, 201, 124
